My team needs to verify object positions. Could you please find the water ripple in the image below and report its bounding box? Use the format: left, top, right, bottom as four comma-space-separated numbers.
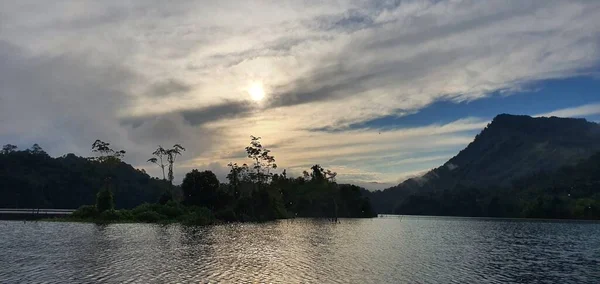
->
1, 218, 599, 283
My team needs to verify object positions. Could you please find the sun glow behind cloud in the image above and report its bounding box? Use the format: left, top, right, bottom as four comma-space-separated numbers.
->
248, 82, 266, 102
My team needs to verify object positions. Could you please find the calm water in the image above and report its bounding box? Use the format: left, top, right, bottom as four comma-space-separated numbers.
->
1, 217, 599, 283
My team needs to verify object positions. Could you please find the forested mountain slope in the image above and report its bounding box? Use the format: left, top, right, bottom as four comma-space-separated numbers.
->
0, 148, 170, 209
368, 114, 600, 214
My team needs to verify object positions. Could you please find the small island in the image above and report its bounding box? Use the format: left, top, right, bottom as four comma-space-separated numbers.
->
0, 136, 375, 225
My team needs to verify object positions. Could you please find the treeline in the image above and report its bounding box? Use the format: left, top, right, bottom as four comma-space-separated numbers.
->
0, 144, 170, 209
169, 136, 375, 222
367, 152, 600, 219
0, 137, 375, 223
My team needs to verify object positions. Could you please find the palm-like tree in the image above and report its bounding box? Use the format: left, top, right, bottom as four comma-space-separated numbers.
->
148, 144, 185, 184
166, 144, 186, 184
148, 146, 167, 180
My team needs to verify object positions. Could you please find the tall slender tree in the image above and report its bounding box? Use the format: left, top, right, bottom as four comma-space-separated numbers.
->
90, 139, 125, 212
245, 136, 277, 184
148, 146, 167, 180
147, 144, 185, 184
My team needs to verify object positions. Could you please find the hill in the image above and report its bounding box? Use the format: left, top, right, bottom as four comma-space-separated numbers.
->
368, 114, 600, 214
0, 147, 171, 209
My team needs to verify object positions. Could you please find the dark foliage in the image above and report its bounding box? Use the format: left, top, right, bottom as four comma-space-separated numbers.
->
1, 139, 375, 224
368, 114, 600, 215
0, 145, 172, 209
182, 170, 221, 208
96, 187, 115, 212
367, 147, 600, 220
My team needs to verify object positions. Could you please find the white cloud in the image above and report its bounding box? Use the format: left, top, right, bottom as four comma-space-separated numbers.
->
1, 0, 600, 188
536, 103, 600, 118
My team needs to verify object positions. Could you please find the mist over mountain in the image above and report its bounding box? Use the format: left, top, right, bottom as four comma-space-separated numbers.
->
369, 114, 600, 214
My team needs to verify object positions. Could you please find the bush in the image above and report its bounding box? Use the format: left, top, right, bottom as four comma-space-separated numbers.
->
215, 207, 238, 222
130, 202, 185, 219
158, 191, 173, 205
131, 203, 161, 215
96, 188, 115, 213
100, 209, 120, 221
181, 207, 214, 226
135, 211, 167, 223
160, 203, 185, 218
117, 210, 133, 220
72, 205, 98, 219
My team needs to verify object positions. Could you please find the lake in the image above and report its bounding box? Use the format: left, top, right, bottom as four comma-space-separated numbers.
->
1, 216, 599, 283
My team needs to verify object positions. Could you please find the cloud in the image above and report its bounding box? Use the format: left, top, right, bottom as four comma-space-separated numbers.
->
0, 40, 137, 157
2, 0, 600, 187
145, 79, 192, 98
122, 100, 255, 127
536, 103, 600, 118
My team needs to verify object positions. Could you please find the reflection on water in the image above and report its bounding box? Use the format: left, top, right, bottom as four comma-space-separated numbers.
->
1, 217, 599, 283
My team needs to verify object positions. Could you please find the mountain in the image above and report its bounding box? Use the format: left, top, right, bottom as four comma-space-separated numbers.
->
369, 114, 600, 214
0, 149, 172, 209
384, 152, 600, 219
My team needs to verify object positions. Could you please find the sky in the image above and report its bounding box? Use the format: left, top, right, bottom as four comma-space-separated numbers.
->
1, 0, 600, 190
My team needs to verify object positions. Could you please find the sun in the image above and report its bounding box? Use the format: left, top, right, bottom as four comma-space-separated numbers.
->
248, 82, 265, 102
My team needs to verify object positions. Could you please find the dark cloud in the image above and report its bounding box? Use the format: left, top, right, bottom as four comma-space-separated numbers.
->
146, 79, 191, 97
267, 48, 464, 109
0, 40, 137, 157
122, 100, 254, 127
309, 9, 376, 32
180, 101, 254, 125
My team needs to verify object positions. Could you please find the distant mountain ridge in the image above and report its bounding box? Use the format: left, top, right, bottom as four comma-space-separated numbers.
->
370, 114, 600, 213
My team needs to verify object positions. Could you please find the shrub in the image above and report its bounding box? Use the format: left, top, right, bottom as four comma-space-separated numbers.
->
135, 211, 167, 223
116, 210, 134, 220
158, 191, 173, 205
215, 207, 238, 222
96, 188, 115, 213
100, 209, 120, 221
181, 207, 214, 226
72, 205, 98, 219
131, 203, 160, 215
160, 203, 185, 218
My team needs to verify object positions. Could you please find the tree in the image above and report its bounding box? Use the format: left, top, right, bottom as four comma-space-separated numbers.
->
227, 162, 249, 198
148, 146, 167, 180
91, 139, 125, 164
96, 187, 114, 212
90, 140, 125, 211
29, 144, 47, 156
182, 169, 220, 208
1, 144, 18, 155
245, 136, 277, 184
166, 144, 185, 185
309, 165, 337, 182
147, 144, 185, 184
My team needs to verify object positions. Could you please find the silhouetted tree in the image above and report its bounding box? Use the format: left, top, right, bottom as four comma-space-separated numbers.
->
182, 169, 220, 208
91, 140, 126, 212
166, 144, 185, 185
309, 165, 337, 182
96, 187, 114, 212
227, 162, 249, 198
245, 136, 277, 184
148, 146, 167, 180
91, 139, 125, 164
1, 144, 18, 155
29, 143, 47, 156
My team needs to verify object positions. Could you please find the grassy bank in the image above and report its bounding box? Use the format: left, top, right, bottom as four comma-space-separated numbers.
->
65, 201, 224, 226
